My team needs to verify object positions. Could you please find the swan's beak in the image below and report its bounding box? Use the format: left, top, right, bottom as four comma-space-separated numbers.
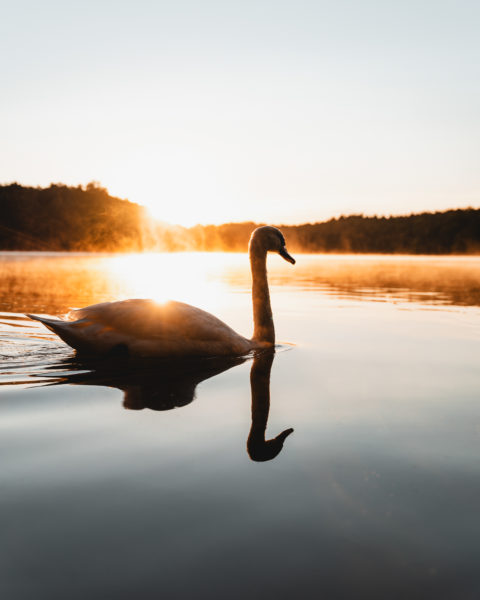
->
279, 246, 296, 264
275, 427, 294, 443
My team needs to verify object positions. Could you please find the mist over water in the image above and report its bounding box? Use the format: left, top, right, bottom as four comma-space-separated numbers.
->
1, 252, 480, 599
2, 252, 480, 315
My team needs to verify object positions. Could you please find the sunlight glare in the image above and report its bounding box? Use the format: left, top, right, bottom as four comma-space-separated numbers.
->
106, 252, 234, 311
104, 145, 232, 226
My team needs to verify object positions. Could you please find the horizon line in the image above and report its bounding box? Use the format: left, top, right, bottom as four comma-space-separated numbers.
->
1, 180, 479, 229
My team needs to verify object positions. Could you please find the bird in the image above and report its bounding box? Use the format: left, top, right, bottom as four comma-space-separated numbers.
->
27, 226, 296, 357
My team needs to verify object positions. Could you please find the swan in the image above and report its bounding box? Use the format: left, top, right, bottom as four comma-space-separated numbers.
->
27, 226, 295, 357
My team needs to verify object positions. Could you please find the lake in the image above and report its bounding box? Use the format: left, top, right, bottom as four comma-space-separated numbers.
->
1, 252, 480, 599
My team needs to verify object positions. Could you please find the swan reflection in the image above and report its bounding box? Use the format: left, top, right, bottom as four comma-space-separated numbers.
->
61, 354, 246, 411
52, 350, 293, 461
247, 350, 294, 462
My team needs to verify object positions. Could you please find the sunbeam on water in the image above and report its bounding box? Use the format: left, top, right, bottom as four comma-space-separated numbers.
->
1, 251, 480, 599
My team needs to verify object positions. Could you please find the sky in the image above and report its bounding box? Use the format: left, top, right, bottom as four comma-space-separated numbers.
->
1, 0, 479, 226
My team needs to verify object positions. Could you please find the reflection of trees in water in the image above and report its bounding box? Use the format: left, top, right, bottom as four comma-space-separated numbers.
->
222, 258, 480, 307
54, 350, 293, 462
2, 254, 480, 317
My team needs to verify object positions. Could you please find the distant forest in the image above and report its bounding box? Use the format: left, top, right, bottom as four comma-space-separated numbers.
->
1, 183, 479, 254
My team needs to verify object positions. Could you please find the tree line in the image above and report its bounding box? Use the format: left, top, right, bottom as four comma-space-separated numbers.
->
1, 183, 479, 254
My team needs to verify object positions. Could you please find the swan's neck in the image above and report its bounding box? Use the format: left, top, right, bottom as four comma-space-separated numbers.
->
250, 245, 274, 345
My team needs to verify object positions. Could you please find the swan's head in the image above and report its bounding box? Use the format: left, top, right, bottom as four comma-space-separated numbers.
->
247, 427, 294, 462
249, 226, 296, 264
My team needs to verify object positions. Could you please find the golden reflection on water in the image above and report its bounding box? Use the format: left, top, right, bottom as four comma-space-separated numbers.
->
1, 252, 480, 315
0, 252, 242, 315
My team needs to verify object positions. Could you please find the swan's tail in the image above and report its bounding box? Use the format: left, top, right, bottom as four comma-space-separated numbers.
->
26, 313, 87, 351
27, 313, 65, 329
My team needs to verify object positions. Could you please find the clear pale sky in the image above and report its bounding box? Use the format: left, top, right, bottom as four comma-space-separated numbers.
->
1, 0, 479, 226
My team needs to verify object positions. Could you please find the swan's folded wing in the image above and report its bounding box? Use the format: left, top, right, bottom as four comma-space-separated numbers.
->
69, 299, 249, 347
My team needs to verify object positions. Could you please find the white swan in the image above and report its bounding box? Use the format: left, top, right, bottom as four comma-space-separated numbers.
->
27, 226, 295, 357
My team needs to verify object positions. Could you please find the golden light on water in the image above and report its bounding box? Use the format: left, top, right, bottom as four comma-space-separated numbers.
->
2, 252, 480, 319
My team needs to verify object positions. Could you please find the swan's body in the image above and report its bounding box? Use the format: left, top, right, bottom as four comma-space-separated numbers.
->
28, 226, 295, 357
30, 299, 252, 357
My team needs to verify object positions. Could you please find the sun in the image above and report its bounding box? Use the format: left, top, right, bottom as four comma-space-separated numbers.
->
103, 144, 233, 227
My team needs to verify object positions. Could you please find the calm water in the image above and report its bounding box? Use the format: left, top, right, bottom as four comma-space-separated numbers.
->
1, 252, 480, 599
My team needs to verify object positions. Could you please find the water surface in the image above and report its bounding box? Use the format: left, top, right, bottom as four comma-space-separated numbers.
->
1, 252, 479, 599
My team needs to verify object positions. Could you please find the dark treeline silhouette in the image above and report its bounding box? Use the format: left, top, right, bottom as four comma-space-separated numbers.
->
0, 182, 152, 251
1, 183, 479, 253
192, 210, 480, 254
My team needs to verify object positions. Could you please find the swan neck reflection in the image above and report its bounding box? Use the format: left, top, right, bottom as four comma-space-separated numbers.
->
247, 350, 294, 462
